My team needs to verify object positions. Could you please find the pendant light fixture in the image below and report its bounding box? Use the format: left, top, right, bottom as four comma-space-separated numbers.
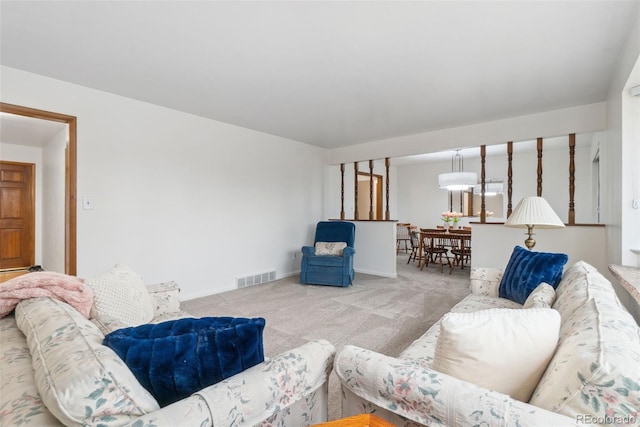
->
438, 150, 477, 191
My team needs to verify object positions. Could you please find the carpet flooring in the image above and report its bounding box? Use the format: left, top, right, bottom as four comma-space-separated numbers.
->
182, 252, 471, 420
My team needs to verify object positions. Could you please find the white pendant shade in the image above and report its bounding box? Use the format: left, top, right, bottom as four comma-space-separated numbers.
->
505, 196, 565, 228
438, 172, 478, 191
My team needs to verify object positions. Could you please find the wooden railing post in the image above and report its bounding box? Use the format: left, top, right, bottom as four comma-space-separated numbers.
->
340, 163, 345, 220
537, 137, 543, 197
569, 133, 576, 225
354, 162, 359, 220
507, 141, 513, 218
481, 145, 486, 223
385, 157, 391, 220
369, 160, 374, 220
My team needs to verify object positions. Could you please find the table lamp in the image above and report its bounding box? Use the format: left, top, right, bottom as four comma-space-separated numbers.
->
504, 196, 565, 250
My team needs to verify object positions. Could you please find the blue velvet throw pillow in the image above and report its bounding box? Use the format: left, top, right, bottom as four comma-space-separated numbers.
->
103, 316, 265, 407
499, 246, 568, 305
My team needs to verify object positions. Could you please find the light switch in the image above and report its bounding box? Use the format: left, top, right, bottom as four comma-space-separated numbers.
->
83, 196, 94, 210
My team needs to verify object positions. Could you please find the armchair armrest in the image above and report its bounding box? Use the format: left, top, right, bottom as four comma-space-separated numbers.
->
336, 345, 576, 427
342, 246, 355, 257
122, 340, 336, 427
146, 281, 181, 317
120, 394, 212, 427
469, 267, 504, 297
197, 339, 336, 426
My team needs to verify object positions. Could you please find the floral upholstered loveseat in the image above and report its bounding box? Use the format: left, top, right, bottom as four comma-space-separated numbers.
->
335, 260, 640, 426
0, 275, 336, 426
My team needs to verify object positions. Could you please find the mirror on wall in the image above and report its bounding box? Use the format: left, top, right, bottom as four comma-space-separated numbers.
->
448, 181, 504, 218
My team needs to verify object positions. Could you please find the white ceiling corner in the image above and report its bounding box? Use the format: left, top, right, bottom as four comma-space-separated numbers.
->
1, 1, 637, 149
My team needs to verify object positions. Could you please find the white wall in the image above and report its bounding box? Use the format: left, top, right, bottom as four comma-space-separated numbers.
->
329, 103, 606, 165
604, 6, 640, 268
350, 220, 396, 278
471, 224, 607, 275
396, 160, 451, 227
1, 66, 328, 300
620, 58, 640, 267
0, 143, 43, 265
42, 127, 67, 272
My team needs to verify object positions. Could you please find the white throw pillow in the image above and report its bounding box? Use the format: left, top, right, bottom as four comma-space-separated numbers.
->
87, 263, 154, 326
432, 308, 561, 402
315, 241, 347, 256
523, 282, 556, 308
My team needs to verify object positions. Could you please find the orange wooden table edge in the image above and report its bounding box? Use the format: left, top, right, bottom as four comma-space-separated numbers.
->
313, 413, 396, 427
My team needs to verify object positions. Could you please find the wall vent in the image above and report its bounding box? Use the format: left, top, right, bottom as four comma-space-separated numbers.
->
236, 270, 277, 288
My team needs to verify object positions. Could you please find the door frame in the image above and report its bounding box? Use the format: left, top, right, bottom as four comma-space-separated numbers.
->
0, 103, 77, 275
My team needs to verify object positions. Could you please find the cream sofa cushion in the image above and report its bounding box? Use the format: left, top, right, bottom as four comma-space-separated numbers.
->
91, 313, 129, 335
523, 282, 556, 308
0, 314, 61, 426
87, 263, 154, 326
315, 241, 347, 256
15, 297, 159, 426
432, 308, 561, 402
530, 261, 640, 421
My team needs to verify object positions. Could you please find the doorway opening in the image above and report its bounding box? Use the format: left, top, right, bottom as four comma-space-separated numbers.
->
356, 172, 383, 220
0, 103, 77, 275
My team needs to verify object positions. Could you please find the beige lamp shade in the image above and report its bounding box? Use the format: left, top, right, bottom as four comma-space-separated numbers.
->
505, 196, 564, 249
505, 197, 565, 228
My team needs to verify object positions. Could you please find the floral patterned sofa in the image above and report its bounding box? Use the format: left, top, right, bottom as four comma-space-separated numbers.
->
0, 280, 336, 426
335, 260, 640, 426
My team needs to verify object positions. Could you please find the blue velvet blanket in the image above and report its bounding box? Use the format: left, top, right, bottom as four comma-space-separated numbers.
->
103, 316, 265, 406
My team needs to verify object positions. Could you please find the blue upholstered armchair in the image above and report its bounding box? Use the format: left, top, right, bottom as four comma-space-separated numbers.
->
300, 221, 355, 287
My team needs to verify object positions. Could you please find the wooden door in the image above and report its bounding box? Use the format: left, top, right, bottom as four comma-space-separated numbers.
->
0, 161, 35, 270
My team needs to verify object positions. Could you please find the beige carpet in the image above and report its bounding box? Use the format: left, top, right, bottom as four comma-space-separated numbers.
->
182, 253, 471, 420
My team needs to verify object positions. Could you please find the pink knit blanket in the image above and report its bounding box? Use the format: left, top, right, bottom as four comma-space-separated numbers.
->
0, 271, 94, 319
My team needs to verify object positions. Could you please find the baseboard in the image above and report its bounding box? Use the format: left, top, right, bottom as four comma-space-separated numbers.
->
181, 270, 302, 302
354, 268, 397, 279
278, 270, 300, 279
181, 285, 237, 302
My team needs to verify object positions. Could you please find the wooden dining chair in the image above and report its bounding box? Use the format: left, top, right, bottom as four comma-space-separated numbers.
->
396, 223, 411, 254
407, 227, 420, 264
450, 233, 472, 272
419, 229, 451, 273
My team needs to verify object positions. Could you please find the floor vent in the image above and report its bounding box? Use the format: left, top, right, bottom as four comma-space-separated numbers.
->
236, 270, 276, 288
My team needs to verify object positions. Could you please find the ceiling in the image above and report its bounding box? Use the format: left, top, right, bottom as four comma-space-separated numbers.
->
1, 1, 637, 149
0, 113, 67, 148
